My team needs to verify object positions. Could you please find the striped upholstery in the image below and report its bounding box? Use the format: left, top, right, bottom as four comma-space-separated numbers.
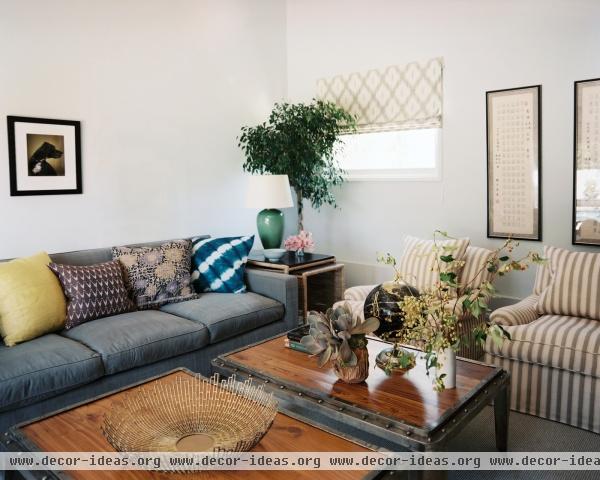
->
537, 247, 600, 320
533, 246, 553, 295
484, 245, 600, 434
484, 353, 600, 433
490, 294, 539, 326
459, 246, 495, 290
397, 235, 470, 292
344, 284, 377, 301
486, 314, 600, 378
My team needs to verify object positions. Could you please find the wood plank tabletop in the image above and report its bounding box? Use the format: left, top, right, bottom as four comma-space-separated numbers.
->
17, 371, 375, 480
223, 336, 500, 432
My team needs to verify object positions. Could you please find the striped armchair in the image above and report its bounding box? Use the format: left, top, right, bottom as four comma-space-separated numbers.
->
334, 240, 495, 360
485, 246, 600, 434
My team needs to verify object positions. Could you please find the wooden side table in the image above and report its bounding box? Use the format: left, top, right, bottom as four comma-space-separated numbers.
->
247, 251, 344, 323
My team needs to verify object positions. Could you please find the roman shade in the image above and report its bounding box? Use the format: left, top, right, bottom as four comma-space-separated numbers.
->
317, 57, 443, 133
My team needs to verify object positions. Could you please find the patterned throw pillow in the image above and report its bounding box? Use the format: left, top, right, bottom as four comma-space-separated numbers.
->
112, 240, 198, 309
49, 260, 135, 329
191, 236, 254, 293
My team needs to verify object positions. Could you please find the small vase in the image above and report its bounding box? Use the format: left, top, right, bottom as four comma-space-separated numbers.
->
333, 347, 369, 384
436, 348, 457, 389
295, 248, 305, 258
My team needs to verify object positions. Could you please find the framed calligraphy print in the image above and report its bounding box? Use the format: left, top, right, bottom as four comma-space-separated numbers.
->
573, 78, 600, 246
486, 85, 542, 241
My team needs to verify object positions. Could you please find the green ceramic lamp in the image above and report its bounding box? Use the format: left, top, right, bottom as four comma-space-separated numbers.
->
245, 174, 293, 249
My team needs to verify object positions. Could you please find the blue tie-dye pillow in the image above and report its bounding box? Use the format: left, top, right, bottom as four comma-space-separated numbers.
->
191, 236, 254, 293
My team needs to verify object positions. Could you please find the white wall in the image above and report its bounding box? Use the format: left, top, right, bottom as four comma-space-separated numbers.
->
0, 0, 287, 257
286, 0, 600, 298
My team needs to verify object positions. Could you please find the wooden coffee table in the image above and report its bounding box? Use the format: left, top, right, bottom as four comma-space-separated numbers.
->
213, 335, 510, 456
2, 369, 384, 480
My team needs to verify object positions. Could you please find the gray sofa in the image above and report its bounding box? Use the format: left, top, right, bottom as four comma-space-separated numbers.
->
0, 236, 298, 434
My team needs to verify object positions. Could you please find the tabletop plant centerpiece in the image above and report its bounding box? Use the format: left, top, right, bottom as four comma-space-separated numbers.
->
376, 231, 545, 392
239, 100, 356, 232
300, 305, 379, 384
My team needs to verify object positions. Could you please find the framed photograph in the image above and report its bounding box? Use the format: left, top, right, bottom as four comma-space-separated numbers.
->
7, 116, 82, 196
573, 78, 600, 246
486, 85, 542, 240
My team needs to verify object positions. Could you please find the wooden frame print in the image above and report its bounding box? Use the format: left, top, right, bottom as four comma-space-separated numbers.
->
486, 85, 542, 241
573, 78, 600, 246
7, 116, 82, 196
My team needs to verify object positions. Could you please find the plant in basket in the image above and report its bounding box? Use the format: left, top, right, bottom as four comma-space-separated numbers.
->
300, 305, 379, 384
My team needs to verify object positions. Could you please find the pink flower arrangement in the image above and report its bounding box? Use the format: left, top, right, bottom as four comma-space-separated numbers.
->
284, 230, 315, 252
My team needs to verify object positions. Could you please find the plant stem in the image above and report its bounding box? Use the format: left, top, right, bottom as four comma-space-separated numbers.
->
296, 188, 304, 232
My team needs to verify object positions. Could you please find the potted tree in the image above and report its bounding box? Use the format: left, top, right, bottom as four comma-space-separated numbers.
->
238, 100, 356, 232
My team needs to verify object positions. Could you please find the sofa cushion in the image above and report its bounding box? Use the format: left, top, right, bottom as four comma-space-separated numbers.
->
0, 334, 103, 411
0, 252, 67, 346
49, 260, 135, 329
61, 311, 209, 375
191, 235, 254, 293
160, 292, 283, 344
537, 246, 600, 321
112, 240, 199, 309
485, 314, 600, 378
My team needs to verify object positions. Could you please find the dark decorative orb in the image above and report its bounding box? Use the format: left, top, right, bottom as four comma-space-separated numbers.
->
364, 282, 420, 340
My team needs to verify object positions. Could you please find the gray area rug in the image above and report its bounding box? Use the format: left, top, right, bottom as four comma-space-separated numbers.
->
447, 406, 600, 480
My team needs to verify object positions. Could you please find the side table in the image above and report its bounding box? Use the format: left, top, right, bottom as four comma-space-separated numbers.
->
247, 251, 344, 322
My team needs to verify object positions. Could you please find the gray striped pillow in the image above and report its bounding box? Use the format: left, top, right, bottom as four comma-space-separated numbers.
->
397, 235, 470, 292
533, 246, 553, 295
460, 246, 495, 290
537, 247, 600, 320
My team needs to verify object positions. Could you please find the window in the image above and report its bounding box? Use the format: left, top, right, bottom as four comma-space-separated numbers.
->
336, 128, 442, 181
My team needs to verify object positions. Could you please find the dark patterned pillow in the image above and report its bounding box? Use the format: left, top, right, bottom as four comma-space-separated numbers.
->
49, 260, 135, 329
112, 239, 199, 309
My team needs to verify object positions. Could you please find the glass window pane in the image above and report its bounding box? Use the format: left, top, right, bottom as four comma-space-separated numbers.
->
336, 128, 441, 179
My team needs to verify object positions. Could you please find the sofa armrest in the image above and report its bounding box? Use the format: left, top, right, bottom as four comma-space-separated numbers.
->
245, 269, 299, 330
490, 294, 539, 327
344, 285, 377, 301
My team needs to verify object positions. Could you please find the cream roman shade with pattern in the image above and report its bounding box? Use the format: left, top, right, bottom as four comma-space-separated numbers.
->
317, 57, 443, 133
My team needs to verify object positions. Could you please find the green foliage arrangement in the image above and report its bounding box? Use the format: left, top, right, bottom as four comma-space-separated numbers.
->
377, 231, 545, 391
239, 100, 356, 231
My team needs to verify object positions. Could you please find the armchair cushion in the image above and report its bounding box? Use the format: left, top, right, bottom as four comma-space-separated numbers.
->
459, 246, 495, 291
533, 246, 553, 295
344, 285, 377, 301
490, 294, 539, 327
398, 235, 469, 292
537, 247, 600, 321
485, 314, 600, 378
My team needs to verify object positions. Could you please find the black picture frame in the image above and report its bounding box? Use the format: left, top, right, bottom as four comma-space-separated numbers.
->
486, 85, 542, 241
7, 116, 82, 196
572, 78, 600, 247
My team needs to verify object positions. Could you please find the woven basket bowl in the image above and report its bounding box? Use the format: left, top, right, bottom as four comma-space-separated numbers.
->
102, 374, 277, 453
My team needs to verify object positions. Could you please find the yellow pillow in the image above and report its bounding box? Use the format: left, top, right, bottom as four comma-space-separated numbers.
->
0, 252, 67, 346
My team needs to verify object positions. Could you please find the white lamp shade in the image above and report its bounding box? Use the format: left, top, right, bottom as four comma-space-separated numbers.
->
245, 174, 293, 209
